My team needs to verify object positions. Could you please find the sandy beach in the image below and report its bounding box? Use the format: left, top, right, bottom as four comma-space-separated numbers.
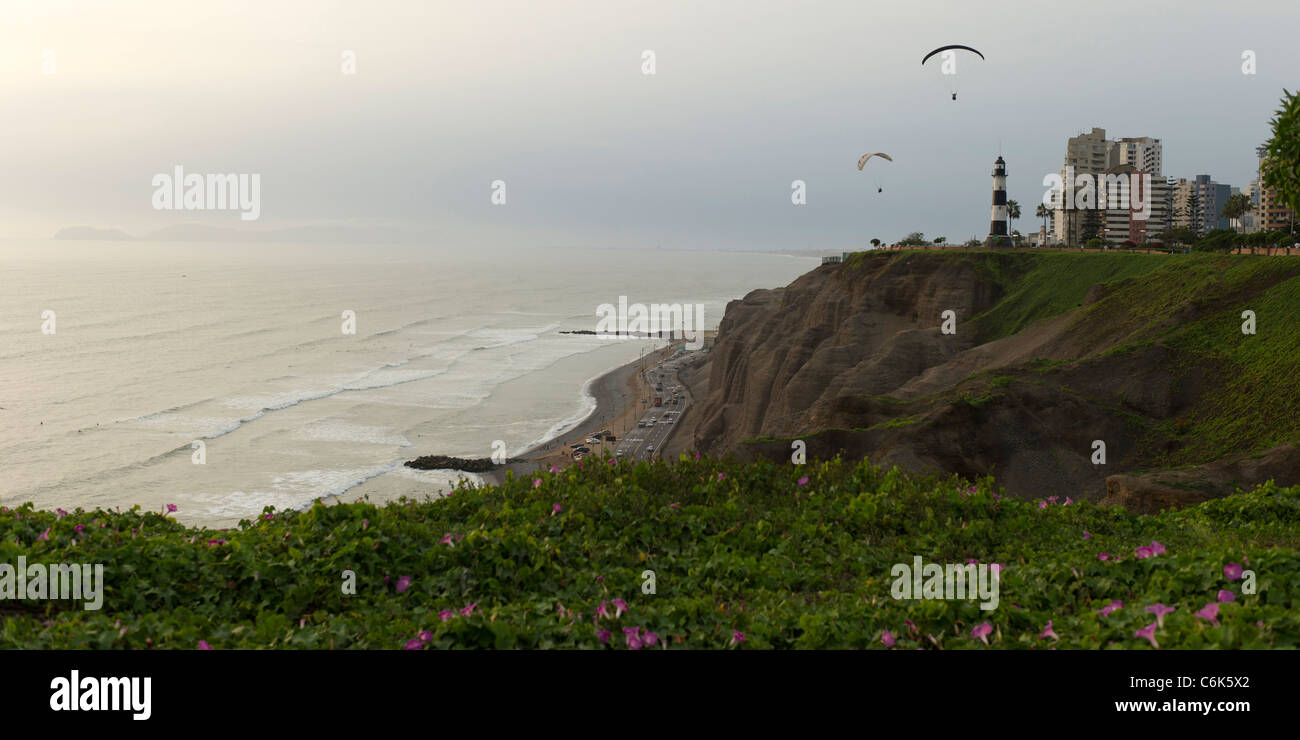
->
481, 344, 675, 485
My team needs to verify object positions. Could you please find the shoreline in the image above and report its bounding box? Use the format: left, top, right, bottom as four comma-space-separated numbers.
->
481, 344, 673, 485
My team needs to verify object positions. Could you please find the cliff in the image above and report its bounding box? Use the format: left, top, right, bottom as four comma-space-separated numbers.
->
683, 249, 1300, 507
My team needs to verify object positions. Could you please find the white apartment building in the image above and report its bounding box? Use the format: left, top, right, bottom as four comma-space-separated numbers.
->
1113, 137, 1163, 177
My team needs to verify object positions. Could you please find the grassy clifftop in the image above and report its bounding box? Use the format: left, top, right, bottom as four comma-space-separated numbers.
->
783, 251, 1300, 482
3, 456, 1298, 649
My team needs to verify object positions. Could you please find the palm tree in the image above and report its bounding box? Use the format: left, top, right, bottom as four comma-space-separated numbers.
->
1220, 193, 1251, 233
1036, 203, 1050, 235
1006, 199, 1021, 240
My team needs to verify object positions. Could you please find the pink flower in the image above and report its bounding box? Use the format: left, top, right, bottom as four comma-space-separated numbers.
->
991, 563, 1007, 576
1149, 541, 1166, 556
1083, 531, 1091, 539
595, 600, 610, 620
596, 630, 610, 644
36, 528, 50, 542
207, 539, 226, 546
731, 630, 746, 645
642, 631, 659, 647
1145, 603, 1175, 628
1224, 563, 1243, 580
881, 630, 896, 647
75, 524, 84, 533
797, 476, 809, 486
1195, 603, 1220, 626
623, 626, 643, 650
56, 508, 69, 517
971, 622, 993, 645
904, 619, 919, 636
198, 640, 213, 650
1039, 621, 1058, 641
404, 638, 423, 650
1135, 546, 1153, 559
1064, 497, 1074, 506
717, 473, 726, 481
1097, 552, 1109, 561
1217, 589, 1235, 603
552, 503, 562, 514
440, 533, 454, 546
965, 558, 979, 565
549, 464, 559, 474
669, 502, 680, 510
439, 610, 454, 622
459, 602, 477, 617
396, 576, 412, 593
1135, 622, 1160, 649
532, 478, 542, 488
167, 504, 178, 513
1047, 496, 1058, 503
596, 575, 604, 583
1097, 600, 1123, 617
612, 598, 628, 618
419, 630, 433, 643
1038, 501, 1048, 510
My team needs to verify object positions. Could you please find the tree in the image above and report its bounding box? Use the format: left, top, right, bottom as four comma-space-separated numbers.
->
1220, 192, 1251, 232
1006, 199, 1021, 237
934, 236, 947, 245
1084, 237, 1104, 250
1080, 208, 1103, 246
870, 238, 881, 248
1160, 226, 1196, 246
899, 232, 927, 246
1035, 203, 1050, 234
1261, 89, 1300, 231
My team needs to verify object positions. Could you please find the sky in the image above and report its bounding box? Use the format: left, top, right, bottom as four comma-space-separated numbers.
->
1, 0, 1297, 249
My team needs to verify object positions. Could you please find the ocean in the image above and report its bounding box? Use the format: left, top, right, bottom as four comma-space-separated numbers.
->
0, 240, 815, 527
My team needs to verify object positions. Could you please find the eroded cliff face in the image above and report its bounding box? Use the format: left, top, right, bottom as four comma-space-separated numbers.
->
682, 250, 1300, 505
692, 252, 1000, 453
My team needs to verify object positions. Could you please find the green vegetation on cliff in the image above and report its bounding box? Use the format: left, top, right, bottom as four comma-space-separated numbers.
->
836, 251, 1300, 471
3, 456, 1297, 649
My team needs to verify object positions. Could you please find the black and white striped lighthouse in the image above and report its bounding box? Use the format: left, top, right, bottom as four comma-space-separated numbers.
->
985, 156, 1012, 247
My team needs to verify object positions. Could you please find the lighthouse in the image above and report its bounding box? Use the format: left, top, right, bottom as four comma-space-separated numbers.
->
984, 156, 1012, 247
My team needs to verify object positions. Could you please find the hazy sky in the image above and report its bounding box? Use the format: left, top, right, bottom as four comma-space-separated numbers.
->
2, 0, 1296, 248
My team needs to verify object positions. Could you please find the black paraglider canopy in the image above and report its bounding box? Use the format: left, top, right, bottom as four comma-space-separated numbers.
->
920, 45, 985, 66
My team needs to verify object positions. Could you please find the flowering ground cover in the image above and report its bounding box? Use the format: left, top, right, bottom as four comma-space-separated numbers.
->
2, 456, 1297, 649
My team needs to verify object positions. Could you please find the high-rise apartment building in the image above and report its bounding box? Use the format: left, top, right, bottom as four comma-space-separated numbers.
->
1053, 129, 1164, 245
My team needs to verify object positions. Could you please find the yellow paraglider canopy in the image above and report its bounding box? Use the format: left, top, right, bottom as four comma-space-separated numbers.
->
857, 152, 893, 171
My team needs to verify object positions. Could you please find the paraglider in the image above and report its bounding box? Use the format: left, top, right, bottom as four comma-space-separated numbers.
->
920, 45, 984, 101
857, 152, 893, 193
856, 152, 893, 170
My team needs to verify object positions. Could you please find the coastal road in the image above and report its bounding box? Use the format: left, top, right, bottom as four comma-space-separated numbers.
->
614, 348, 696, 461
